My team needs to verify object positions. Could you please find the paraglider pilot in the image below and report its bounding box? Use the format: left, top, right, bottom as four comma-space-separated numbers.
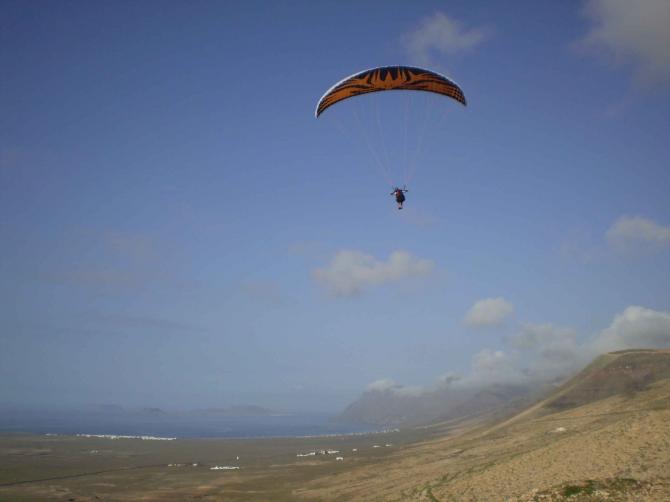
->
391, 187, 408, 209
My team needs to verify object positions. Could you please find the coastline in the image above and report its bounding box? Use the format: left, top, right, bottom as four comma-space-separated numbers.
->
0, 426, 430, 500
0, 411, 379, 440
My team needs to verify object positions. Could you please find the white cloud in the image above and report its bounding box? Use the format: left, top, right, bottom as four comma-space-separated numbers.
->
366, 378, 397, 392
437, 372, 461, 387
606, 215, 670, 249
590, 306, 670, 354
402, 12, 489, 66
511, 323, 585, 380
473, 349, 510, 371
459, 349, 527, 386
460, 305, 670, 386
464, 297, 514, 328
366, 378, 424, 396
393, 385, 427, 397
312, 250, 434, 297
579, 0, 670, 85
507, 308, 670, 381
367, 373, 461, 397
509, 323, 577, 350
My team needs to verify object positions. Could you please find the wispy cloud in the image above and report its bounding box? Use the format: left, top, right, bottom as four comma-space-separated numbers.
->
240, 280, 285, 306
52, 267, 153, 290
461, 349, 527, 386
105, 231, 157, 262
366, 378, 397, 392
399, 207, 440, 227
37, 229, 190, 293
508, 323, 578, 351
402, 12, 490, 67
560, 216, 670, 262
85, 312, 207, 336
607, 215, 670, 250
464, 297, 514, 328
287, 241, 325, 258
366, 373, 459, 397
312, 250, 434, 297
577, 0, 670, 85
558, 226, 602, 264
510, 323, 584, 380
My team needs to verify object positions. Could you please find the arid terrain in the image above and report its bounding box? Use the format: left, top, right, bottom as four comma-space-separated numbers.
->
1, 350, 669, 501
296, 349, 670, 501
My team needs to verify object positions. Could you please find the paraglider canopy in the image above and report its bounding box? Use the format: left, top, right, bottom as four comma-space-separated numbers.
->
314, 65, 467, 190
315, 65, 466, 117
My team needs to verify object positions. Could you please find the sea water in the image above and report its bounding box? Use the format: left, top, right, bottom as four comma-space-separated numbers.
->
0, 408, 376, 438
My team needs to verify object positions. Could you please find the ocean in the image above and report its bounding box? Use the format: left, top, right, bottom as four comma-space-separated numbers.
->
0, 409, 377, 439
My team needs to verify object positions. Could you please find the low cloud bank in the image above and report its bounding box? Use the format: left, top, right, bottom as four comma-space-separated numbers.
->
368, 305, 670, 397
591, 306, 670, 354
365, 374, 458, 399
465, 306, 670, 387
509, 323, 582, 381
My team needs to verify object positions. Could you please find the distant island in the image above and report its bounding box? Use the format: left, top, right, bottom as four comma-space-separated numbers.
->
85, 405, 278, 417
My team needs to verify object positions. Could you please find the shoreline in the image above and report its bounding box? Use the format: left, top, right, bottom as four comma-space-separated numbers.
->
1, 426, 401, 442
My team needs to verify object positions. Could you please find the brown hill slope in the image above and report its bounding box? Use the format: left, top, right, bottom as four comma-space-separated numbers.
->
295, 350, 670, 501
543, 349, 670, 412
338, 383, 540, 427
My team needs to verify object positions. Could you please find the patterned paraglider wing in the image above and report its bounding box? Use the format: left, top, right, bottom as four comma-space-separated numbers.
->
315, 66, 466, 117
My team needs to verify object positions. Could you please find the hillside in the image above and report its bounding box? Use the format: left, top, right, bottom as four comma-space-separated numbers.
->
338, 382, 542, 427
543, 349, 670, 411
296, 349, 670, 501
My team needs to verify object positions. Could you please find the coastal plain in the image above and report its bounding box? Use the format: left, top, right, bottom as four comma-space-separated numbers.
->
0, 427, 426, 501
2, 350, 670, 501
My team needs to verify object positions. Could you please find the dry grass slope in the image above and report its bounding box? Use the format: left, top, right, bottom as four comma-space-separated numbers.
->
294, 350, 670, 501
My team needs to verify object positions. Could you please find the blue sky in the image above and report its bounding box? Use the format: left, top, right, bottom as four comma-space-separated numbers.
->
2, 0, 670, 412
